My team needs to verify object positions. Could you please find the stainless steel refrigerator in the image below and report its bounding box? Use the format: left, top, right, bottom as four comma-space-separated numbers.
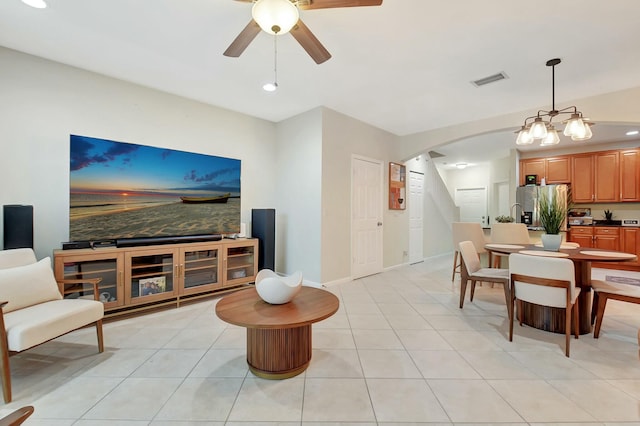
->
515, 184, 568, 230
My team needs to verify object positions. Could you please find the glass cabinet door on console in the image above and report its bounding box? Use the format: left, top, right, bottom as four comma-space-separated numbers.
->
53, 251, 124, 309
125, 248, 176, 304
223, 239, 258, 287
180, 247, 221, 295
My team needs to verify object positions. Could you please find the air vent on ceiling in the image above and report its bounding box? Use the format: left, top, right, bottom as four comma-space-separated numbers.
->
471, 72, 508, 87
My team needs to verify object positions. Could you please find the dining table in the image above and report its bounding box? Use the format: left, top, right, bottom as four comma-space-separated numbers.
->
484, 242, 637, 334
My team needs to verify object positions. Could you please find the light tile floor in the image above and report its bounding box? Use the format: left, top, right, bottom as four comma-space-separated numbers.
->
3, 254, 640, 425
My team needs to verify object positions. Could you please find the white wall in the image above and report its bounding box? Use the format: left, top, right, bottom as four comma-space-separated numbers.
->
0, 47, 278, 260
275, 108, 323, 281
397, 86, 640, 162
321, 108, 399, 281
0, 47, 407, 284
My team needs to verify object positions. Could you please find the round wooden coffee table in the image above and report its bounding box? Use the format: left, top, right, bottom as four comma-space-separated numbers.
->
215, 286, 339, 379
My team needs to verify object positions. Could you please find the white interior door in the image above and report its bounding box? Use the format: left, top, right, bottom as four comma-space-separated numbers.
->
352, 156, 383, 279
455, 187, 488, 226
409, 171, 424, 264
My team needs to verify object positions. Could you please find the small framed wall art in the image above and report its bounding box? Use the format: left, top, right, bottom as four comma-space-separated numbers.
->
389, 162, 406, 210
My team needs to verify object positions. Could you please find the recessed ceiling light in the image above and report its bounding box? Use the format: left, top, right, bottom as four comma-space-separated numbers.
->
456, 163, 468, 169
625, 130, 639, 136
21, 0, 47, 8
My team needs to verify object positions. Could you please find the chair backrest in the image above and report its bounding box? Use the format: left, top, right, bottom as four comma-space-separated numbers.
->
509, 253, 576, 308
490, 223, 530, 245
452, 222, 487, 254
0, 249, 37, 270
458, 240, 482, 275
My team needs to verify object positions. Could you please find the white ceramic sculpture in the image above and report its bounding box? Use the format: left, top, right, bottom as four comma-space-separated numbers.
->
255, 269, 303, 304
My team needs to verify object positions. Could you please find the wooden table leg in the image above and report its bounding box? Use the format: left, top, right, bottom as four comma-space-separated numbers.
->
246, 325, 312, 379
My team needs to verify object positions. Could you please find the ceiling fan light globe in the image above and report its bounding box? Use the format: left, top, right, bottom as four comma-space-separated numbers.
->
21, 0, 46, 8
252, 0, 299, 35
563, 114, 586, 137
263, 82, 278, 92
529, 118, 548, 139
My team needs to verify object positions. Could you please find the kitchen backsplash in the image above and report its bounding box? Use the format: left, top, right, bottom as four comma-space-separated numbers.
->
574, 203, 640, 221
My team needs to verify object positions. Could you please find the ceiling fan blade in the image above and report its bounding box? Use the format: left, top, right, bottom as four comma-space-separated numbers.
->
223, 20, 261, 57
290, 19, 331, 64
299, 0, 382, 10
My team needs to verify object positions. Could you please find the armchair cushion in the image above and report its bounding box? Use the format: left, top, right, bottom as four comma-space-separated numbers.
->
0, 257, 62, 313
4, 299, 104, 352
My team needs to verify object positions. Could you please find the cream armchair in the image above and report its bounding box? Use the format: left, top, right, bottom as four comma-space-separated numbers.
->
0, 248, 104, 403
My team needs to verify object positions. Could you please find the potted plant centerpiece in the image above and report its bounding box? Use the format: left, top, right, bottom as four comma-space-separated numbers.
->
538, 190, 568, 251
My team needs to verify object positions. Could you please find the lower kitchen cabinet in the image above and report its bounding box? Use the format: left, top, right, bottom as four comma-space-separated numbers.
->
620, 227, 640, 268
568, 226, 639, 271
593, 227, 620, 251
54, 238, 258, 316
568, 226, 594, 248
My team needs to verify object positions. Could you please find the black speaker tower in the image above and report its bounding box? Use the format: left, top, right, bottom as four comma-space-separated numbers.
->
251, 208, 275, 271
3, 205, 34, 249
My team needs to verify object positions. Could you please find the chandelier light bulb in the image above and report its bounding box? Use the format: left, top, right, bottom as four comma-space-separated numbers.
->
252, 0, 299, 35
529, 118, 548, 139
540, 126, 560, 146
515, 127, 534, 145
571, 123, 593, 141
563, 113, 586, 137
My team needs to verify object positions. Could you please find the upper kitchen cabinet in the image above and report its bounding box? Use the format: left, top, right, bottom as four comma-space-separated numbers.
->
571, 151, 620, 203
594, 151, 620, 202
620, 149, 640, 202
519, 156, 571, 185
571, 154, 594, 203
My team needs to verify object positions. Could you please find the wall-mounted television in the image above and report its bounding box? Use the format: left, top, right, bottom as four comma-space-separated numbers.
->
69, 135, 241, 245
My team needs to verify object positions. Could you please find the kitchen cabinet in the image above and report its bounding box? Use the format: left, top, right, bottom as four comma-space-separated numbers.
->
54, 238, 258, 316
571, 155, 594, 203
568, 226, 619, 250
568, 226, 594, 248
620, 227, 640, 267
519, 156, 571, 185
594, 151, 619, 202
568, 226, 640, 271
571, 151, 619, 203
593, 227, 620, 251
620, 149, 640, 201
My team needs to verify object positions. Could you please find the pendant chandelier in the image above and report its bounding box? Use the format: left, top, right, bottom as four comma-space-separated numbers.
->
516, 58, 594, 146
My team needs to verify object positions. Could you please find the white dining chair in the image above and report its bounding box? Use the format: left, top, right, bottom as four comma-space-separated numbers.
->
508, 253, 580, 357
490, 223, 530, 268
451, 222, 488, 281
458, 241, 510, 312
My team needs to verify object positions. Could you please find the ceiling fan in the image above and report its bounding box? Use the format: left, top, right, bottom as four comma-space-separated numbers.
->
224, 0, 383, 64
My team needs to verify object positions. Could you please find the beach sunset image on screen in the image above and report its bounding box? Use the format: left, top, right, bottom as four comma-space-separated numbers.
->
69, 135, 241, 242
